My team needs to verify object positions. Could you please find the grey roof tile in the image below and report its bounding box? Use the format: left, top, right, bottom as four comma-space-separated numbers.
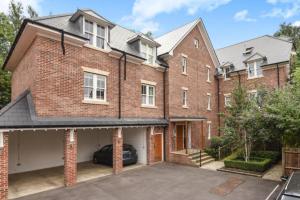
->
216, 35, 293, 72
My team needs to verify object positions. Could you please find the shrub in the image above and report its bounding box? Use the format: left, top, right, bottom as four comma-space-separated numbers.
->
224, 153, 272, 172
205, 148, 218, 159
251, 151, 281, 164
210, 136, 224, 149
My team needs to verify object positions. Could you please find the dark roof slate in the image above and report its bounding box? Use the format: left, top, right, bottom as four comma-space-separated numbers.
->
0, 91, 168, 129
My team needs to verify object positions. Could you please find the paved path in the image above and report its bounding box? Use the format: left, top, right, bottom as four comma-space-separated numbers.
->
15, 163, 278, 200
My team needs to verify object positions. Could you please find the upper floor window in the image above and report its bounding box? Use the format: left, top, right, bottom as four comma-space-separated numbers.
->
207, 93, 211, 111
207, 121, 212, 140
206, 65, 211, 82
181, 56, 187, 74
194, 38, 199, 48
84, 20, 106, 49
224, 67, 230, 80
247, 60, 263, 78
84, 72, 107, 101
141, 42, 155, 65
224, 94, 231, 107
141, 84, 155, 106
182, 89, 188, 107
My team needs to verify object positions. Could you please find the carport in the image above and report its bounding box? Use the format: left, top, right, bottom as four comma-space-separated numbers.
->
0, 91, 168, 200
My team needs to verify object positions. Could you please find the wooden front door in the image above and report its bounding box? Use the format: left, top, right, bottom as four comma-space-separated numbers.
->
154, 134, 162, 162
176, 125, 184, 151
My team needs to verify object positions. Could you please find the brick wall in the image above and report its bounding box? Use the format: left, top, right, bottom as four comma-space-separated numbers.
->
0, 133, 8, 200
146, 127, 155, 165
113, 128, 123, 174
13, 36, 164, 118
64, 129, 77, 187
165, 25, 219, 146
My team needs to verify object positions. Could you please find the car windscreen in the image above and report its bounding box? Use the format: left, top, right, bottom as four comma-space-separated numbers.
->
100, 145, 112, 152
284, 172, 300, 198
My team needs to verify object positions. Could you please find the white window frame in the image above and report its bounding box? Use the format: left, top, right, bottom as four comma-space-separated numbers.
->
83, 18, 107, 49
248, 90, 258, 99
83, 72, 107, 102
141, 84, 156, 107
207, 93, 211, 111
181, 55, 187, 75
141, 42, 155, 65
182, 88, 188, 108
247, 60, 263, 79
194, 38, 199, 48
207, 121, 212, 140
0, 132, 3, 148
224, 94, 231, 107
224, 67, 231, 80
206, 65, 211, 83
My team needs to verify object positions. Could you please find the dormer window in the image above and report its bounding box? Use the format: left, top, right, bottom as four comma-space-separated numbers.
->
247, 60, 263, 78
223, 67, 230, 80
243, 47, 254, 55
141, 42, 155, 65
84, 19, 106, 49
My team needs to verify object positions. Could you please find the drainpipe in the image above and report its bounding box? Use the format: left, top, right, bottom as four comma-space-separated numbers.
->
60, 30, 65, 55
163, 69, 167, 119
216, 76, 221, 136
276, 63, 280, 88
237, 71, 241, 86
118, 53, 125, 119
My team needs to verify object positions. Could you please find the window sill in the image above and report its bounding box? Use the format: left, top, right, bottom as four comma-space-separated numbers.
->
247, 75, 264, 80
141, 105, 157, 109
84, 44, 111, 53
182, 105, 189, 109
224, 78, 231, 81
82, 99, 109, 105
207, 108, 212, 111
206, 80, 211, 83
181, 73, 188, 76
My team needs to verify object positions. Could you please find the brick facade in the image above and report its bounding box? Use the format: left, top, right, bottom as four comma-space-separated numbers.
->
64, 129, 77, 187
113, 128, 123, 174
0, 133, 8, 200
146, 127, 155, 165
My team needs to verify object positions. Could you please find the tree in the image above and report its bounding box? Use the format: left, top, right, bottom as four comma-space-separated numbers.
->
0, 0, 38, 109
274, 22, 300, 50
292, 48, 300, 85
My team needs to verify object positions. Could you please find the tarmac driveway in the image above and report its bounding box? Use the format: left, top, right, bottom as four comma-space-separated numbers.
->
15, 163, 278, 200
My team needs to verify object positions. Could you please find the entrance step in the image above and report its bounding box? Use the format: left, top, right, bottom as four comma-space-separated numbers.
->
187, 151, 215, 167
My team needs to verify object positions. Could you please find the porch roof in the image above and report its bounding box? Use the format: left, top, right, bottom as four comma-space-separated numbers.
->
169, 116, 207, 122
0, 91, 168, 130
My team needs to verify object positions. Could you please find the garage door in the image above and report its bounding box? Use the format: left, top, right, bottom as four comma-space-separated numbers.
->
123, 128, 147, 165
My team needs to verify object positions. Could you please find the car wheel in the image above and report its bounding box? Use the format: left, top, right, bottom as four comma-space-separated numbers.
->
93, 156, 98, 164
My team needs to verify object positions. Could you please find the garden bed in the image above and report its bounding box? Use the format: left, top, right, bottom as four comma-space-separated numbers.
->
223, 151, 279, 173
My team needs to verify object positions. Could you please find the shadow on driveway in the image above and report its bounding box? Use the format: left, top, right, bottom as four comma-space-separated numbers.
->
15, 163, 278, 200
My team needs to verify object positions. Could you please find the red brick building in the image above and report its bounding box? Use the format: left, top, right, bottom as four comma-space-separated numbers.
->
0, 9, 293, 200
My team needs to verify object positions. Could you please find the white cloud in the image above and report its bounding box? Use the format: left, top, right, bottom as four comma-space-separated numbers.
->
293, 20, 300, 26
122, 0, 231, 33
263, 0, 300, 18
234, 10, 256, 22
0, 0, 42, 15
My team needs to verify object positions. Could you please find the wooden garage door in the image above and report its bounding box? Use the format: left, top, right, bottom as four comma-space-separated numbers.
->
154, 134, 162, 162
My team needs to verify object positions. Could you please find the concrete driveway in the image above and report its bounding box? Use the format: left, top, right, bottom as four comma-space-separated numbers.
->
15, 163, 278, 200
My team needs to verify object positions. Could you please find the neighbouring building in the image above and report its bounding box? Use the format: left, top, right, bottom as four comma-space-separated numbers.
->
0, 9, 293, 200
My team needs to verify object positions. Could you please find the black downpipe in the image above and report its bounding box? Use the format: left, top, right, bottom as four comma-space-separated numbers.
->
163, 69, 166, 119
163, 126, 167, 161
124, 54, 127, 80
277, 63, 280, 88
118, 53, 125, 119
217, 77, 220, 136
60, 30, 65, 55
238, 72, 241, 86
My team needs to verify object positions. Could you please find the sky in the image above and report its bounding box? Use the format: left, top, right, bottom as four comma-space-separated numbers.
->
1, 0, 300, 49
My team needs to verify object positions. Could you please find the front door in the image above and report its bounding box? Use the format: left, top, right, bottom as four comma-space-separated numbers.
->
154, 134, 162, 162
176, 125, 185, 151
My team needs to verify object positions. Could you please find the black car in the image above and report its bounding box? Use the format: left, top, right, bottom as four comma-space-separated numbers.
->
93, 144, 138, 166
277, 171, 300, 200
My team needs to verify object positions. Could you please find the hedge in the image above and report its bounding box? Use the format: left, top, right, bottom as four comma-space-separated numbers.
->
251, 151, 280, 164
224, 153, 272, 172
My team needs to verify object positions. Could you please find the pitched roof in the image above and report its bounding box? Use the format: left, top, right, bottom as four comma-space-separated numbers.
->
216, 35, 293, 72
0, 91, 168, 130
156, 19, 199, 56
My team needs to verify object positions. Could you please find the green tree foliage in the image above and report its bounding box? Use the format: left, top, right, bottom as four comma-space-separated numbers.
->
0, 0, 38, 109
274, 22, 300, 50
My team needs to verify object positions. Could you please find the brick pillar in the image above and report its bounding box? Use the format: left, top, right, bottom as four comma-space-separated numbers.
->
147, 127, 155, 165
0, 132, 8, 200
113, 128, 123, 175
64, 129, 77, 187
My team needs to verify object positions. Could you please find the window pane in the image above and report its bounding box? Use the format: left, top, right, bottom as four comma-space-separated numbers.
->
141, 85, 147, 95
256, 61, 263, 76
84, 73, 93, 87
248, 63, 255, 77
85, 33, 93, 45
142, 95, 147, 104
85, 20, 93, 33
96, 37, 104, 49
149, 86, 154, 96
96, 75, 106, 88
96, 89, 105, 100
148, 96, 154, 105
84, 88, 93, 99
148, 55, 153, 64
97, 25, 105, 37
